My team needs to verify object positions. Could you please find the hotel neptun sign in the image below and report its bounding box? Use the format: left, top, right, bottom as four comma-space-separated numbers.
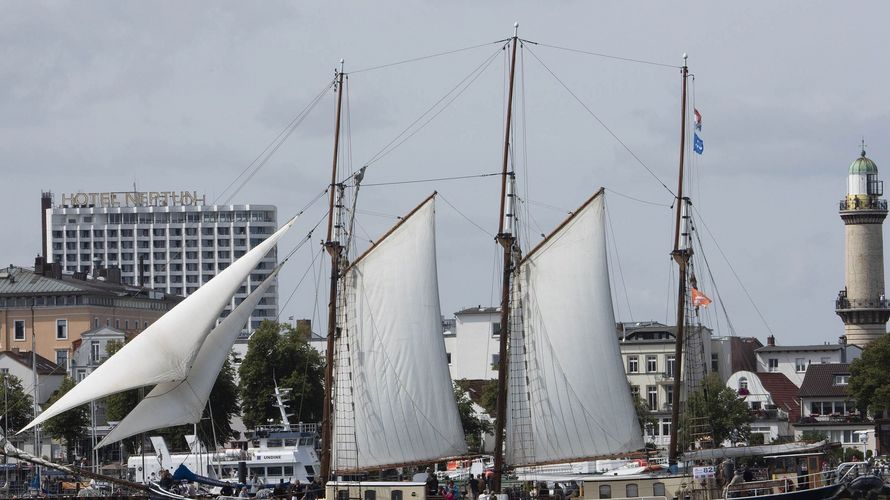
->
59, 191, 207, 208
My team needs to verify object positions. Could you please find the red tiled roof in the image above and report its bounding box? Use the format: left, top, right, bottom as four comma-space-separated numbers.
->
757, 372, 801, 422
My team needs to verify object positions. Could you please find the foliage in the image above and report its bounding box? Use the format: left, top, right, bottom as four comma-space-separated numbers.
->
453, 382, 493, 452
42, 377, 89, 463
239, 321, 325, 428
103, 340, 143, 454
850, 334, 890, 417
681, 373, 753, 447
478, 380, 498, 416
0, 374, 34, 433
633, 395, 657, 437
800, 430, 829, 443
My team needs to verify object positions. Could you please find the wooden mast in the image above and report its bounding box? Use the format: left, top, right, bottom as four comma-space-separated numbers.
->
492, 25, 519, 494
667, 56, 689, 467
320, 62, 346, 485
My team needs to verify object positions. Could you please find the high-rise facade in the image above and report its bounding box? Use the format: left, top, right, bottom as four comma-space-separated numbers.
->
43, 190, 278, 333
836, 148, 889, 347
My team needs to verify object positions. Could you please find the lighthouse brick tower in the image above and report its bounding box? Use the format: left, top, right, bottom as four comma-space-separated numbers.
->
836, 145, 890, 347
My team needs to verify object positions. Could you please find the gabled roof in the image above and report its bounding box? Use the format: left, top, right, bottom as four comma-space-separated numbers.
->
799, 363, 851, 398
757, 372, 801, 422
0, 350, 65, 376
455, 306, 500, 315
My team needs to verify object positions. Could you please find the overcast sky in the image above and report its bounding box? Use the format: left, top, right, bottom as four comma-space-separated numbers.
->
3, 1, 889, 347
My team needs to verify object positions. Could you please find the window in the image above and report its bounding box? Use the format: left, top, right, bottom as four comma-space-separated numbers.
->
661, 418, 671, 436
712, 352, 719, 372
653, 483, 666, 497
56, 319, 68, 340
647, 385, 657, 411
768, 358, 779, 372
598, 485, 611, 499
630, 385, 640, 399
391, 491, 403, 500
94, 318, 99, 328
492, 322, 501, 337
666, 355, 675, 378
338, 491, 349, 500
491, 353, 500, 369
646, 355, 657, 373
821, 357, 831, 364
91, 341, 101, 363
14, 320, 25, 341
625, 484, 638, 498
446, 352, 452, 364
665, 385, 673, 407
834, 374, 850, 386
364, 491, 376, 500
739, 377, 748, 391
628, 355, 639, 373
795, 358, 807, 372
56, 350, 68, 370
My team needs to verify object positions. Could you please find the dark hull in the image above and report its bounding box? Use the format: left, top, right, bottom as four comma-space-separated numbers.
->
733, 483, 845, 500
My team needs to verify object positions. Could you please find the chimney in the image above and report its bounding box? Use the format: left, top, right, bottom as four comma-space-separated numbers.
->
767, 335, 776, 347
41, 191, 52, 261
101, 266, 122, 284
34, 255, 45, 275
839, 335, 848, 363
51, 262, 62, 279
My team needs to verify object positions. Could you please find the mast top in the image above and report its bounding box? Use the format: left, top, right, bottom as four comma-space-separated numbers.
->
513, 22, 519, 37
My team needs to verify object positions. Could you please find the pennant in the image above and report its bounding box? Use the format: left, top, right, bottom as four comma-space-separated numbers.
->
691, 287, 712, 308
693, 133, 704, 154
694, 108, 702, 131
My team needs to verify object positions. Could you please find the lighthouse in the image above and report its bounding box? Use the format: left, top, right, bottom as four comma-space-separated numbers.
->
836, 145, 890, 347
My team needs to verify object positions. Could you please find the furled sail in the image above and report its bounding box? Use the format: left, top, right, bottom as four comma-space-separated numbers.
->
332, 195, 466, 472
506, 190, 643, 466
20, 216, 298, 433
96, 266, 283, 448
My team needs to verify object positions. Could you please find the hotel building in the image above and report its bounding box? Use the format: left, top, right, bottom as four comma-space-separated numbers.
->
42, 190, 279, 333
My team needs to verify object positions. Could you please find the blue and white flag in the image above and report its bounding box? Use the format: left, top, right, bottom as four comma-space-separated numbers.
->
693, 133, 704, 154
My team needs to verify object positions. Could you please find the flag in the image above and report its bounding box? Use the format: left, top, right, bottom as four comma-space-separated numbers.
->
694, 108, 702, 131
691, 287, 712, 308
693, 133, 704, 154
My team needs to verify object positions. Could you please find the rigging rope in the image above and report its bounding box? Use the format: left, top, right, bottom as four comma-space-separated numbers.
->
523, 46, 676, 199
349, 39, 508, 74
532, 42, 682, 69
215, 79, 335, 205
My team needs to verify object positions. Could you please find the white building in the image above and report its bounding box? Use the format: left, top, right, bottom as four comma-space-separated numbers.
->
443, 306, 501, 381
794, 363, 875, 453
754, 336, 860, 387
43, 190, 279, 334
69, 326, 127, 382
0, 349, 65, 405
724, 370, 798, 444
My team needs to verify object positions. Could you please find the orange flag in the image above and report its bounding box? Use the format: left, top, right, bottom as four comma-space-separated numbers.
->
691, 287, 712, 308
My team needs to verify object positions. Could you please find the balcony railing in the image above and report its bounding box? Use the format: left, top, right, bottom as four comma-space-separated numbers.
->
835, 294, 890, 310
839, 198, 888, 211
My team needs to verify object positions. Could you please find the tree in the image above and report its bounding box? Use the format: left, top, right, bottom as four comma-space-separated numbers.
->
239, 321, 325, 428
0, 374, 34, 433
681, 373, 753, 447
453, 383, 493, 452
800, 430, 829, 443
42, 377, 89, 463
633, 395, 657, 439
850, 334, 890, 418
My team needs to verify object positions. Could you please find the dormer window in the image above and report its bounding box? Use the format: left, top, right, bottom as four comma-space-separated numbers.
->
833, 374, 850, 386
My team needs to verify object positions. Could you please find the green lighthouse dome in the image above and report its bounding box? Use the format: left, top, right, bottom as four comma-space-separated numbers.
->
850, 150, 878, 175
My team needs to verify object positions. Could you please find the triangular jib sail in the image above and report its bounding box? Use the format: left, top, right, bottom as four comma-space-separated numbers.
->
506, 190, 643, 466
20, 216, 298, 433
96, 265, 284, 448
332, 195, 466, 472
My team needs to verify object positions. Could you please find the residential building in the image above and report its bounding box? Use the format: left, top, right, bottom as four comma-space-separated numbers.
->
0, 263, 179, 364
70, 326, 128, 382
754, 336, 860, 387
0, 349, 65, 404
43, 190, 278, 334
443, 306, 501, 381
794, 363, 874, 452
725, 370, 799, 444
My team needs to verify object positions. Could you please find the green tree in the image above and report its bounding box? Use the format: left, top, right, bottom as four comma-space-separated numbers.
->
239, 321, 324, 428
800, 430, 828, 443
0, 374, 34, 433
850, 334, 890, 418
42, 377, 89, 463
453, 383, 493, 452
681, 373, 753, 447
633, 395, 657, 438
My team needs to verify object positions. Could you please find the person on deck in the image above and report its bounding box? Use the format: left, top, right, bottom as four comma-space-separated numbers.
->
468, 474, 479, 499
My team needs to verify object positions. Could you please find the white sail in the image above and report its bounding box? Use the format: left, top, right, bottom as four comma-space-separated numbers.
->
96, 266, 282, 448
506, 191, 643, 466
20, 216, 298, 433
332, 196, 466, 472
